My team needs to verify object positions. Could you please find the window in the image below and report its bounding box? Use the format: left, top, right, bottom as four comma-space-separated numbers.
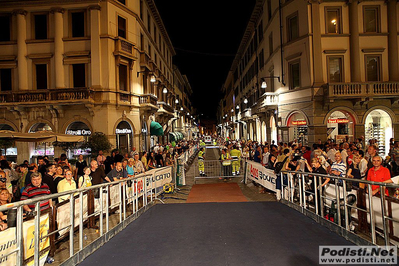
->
267, 0, 272, 21
0, 69, 12, 91
72, 64, 86, 88
258, 21, 263, 42
117, 0, 126, 4
269, 32, 273, 56
259, 50, 264, 70
365, 55, 381, 81
147, 13, 151, 33
35, 64, 48, 89
325, 7, 341, 34
148, 45, 151, 57
363, 6, 379, 33
140, 0, 143, 19
153, 24, 157, 43
140, 34, 144, 51
0, 15, 11, 41
34, 14, 48, 40
118, 16, 126, 38
119, 64, 128, 91
289, 60, 300, 90
71, 12, 85, 38
287, 13, 299, 42
328, 56, 343, 82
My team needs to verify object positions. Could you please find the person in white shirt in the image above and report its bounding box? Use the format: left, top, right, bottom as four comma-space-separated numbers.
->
327, 144, 337, 164
153, 144, 159, 154
358, 150, 368, 178
262, 146, 270, 166
340, 143, 349, 166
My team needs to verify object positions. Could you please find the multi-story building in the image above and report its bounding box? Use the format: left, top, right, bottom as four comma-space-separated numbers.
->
220, 0, 399, 156
0, 0, 193, 161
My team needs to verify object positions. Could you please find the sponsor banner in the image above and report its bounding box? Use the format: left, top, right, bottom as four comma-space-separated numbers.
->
245, 161, 277, 192
24, 214, 50, 260
0, 228, 17, 265
145, 167, 172, 196
292, 120, 307, 126
57, 195, 88, 237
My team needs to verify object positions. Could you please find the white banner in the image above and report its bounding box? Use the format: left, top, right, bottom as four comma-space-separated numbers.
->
0, 228, 16, 266
58, 195, 88, 237
245, 161, 277, 192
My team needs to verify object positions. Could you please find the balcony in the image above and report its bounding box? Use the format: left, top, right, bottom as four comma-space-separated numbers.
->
139, 94, 158, 113
139, 51, 152, 71
157, 101, 174, 118
325, 82, 399, 102
0, 88, 93, 105
114, 38, 136, 60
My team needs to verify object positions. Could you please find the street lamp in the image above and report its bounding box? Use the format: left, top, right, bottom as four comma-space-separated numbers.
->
180, 107, 183, 111
231, 108, 234, 113
175, 98, 179, 104
163, 87, 167, 93
150, 75, 156, 83
236, 105, 239, 110
260, 76, 280, 89
244, 98, 248, 104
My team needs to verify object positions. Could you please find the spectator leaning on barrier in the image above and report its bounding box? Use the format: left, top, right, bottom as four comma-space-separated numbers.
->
367, 155, 391, 196
133, 153, 145, 175
0, 188, 12, 231
330, 152, 346, 179
78, 167, 92, 188
21, 172, 52, 212
90, 160, 110, 185
107, 162, 127, 181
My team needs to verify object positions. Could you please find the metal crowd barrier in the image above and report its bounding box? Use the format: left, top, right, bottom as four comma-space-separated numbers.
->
279, 170, 399, 246
194, 159, 246, 183
0, 169, 170, 266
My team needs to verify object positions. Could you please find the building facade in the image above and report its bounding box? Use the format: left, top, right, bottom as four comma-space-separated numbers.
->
0, 0, 193, 161
219, 0, 399, 156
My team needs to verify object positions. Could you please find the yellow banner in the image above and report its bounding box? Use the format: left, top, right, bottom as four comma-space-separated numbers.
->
23, 214, 50, 260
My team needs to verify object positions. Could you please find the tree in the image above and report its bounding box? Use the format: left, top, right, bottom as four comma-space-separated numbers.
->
84, 132, 112, 156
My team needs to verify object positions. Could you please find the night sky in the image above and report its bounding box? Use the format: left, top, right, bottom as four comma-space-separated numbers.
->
154, 0, 257, 120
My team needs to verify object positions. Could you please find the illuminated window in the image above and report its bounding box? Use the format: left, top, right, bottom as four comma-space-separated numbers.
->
325, 7, 341, 34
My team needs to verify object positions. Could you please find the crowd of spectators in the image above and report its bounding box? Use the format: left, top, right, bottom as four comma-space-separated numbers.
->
0, 139, 198, 232
219, 137, 399, 197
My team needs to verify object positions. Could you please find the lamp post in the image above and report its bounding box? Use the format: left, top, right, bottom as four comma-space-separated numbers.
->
260, 76, 280, 90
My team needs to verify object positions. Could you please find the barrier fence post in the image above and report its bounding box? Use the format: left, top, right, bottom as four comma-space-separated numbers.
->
298, 175, 303, 208
119, 183, 122, 223
34, 201, 41, 266
342, 181, 349, 230
301, 174, 306, 209
367, 184, 376, 244
69, 194, 75, 258
318, 176, 324, 218
135, 181, 138, 214
79, 192, 84, 251
334, 179, 341, 227
123, 183, 127, 221
380, 186, 389, 246
313, 176, 318, 216
105, 186, 109, 233
17, 206, 23, 266
100, 188, 104, 235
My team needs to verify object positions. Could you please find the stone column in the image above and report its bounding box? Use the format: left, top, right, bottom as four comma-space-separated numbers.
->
311, 1, 324, 86
388, 0, 399, 81
349, 0, 361, 82
355, 124, 366, 139
89, 5, 102, 88
51, 8, 65, 88
14, 10, 28, 90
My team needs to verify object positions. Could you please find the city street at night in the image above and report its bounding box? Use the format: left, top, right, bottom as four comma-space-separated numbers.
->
0, 0, 399, 265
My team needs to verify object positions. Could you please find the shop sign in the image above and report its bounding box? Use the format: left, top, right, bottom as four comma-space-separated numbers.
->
66, 129, 91, 136
292, 120, 307, 126
328, 119, 349, 124
116, 128, 132, 134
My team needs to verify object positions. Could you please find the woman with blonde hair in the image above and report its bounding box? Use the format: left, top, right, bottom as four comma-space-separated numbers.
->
0, 188, 12, 230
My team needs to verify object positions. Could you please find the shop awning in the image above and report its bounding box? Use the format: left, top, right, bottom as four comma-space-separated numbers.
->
0, 130, 84, 143
150, 121, 164, 136
169, 132, 184, 142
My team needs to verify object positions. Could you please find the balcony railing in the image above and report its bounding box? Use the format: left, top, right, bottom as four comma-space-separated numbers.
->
0, 88, 92, 104
139, 51, 152, 71
139, 94, 158, 106
157, 101, 174, 113
327, 82, 399, 98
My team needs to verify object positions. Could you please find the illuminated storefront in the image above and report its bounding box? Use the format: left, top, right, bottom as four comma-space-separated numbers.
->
65, 121, 92, 156
327, 111, 355, 143
287, 113, 308, 145
116, 121, 133, 154
365, 109, 393, 157
29, 123, 54, 157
